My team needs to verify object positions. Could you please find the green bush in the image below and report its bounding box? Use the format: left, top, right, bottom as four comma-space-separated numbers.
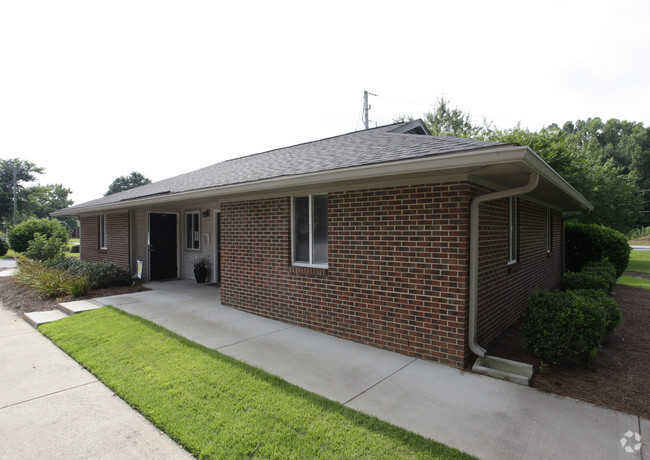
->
565, 222, 630, 277
0, 234, 8, 256
24, 233, 69, 262
15, 258, 92, 298
570, 289, 621, 336
8, 218, 69, 254
45, 257, 131, 289
559, 271, 610, 292
523, 290, 609, 366
580, 260, 617, 292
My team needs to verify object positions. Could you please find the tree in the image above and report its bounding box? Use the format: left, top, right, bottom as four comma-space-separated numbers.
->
8, 217, 69, 253
399, 100, 645, 232
0, 159, 44, 229
105, 171, 151, 195
560, 118, 650, 226
486, 126, 642, 233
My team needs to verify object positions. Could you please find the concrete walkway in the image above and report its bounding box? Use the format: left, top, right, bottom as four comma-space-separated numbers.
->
12, 279, 649, 459
0, 306, 194, 460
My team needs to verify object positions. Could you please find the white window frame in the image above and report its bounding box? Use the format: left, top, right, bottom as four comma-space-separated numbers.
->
508, 197, 517, 264
291, 194, 328, 268
185, 211, 200, 251
99, 214, 107, 250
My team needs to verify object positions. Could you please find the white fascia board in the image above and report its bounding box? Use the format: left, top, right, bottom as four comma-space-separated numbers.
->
521, 148, 593, 211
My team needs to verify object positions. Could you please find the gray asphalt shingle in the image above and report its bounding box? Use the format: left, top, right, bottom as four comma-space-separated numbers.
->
61, 121, 511, 212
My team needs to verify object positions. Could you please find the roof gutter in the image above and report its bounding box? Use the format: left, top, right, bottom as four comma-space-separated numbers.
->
468, 172, 540, 357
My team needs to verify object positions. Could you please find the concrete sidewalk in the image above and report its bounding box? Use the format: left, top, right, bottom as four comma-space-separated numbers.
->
0, 306, 194, 460
77, 279, 647, 460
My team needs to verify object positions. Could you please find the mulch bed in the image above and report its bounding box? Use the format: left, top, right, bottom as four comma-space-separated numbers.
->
0, 273, 149, 314
486, 284, 650, 419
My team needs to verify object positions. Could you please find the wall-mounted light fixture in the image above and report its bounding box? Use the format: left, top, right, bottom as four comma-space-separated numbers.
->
202, 209, 210, 218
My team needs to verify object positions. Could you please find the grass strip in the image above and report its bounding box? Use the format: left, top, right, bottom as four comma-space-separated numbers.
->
617, 275, 650, 290
626, 250, 650, 275
40, 307, 473, 460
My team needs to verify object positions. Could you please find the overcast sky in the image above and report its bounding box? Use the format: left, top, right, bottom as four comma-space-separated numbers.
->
1, 0, 649, 206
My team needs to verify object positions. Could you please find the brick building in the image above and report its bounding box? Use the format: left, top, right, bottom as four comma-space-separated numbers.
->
53, 120, 592, 368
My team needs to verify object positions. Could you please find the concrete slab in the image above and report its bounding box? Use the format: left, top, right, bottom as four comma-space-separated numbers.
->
0, 268, 16, 277
641, 418, 649, 460
0, 371, 193, 460
149, 305, 292, 350
0, 305, 193, 459
347, 358, 640, 460
0, 307, 32, 338
0, 322, 96, 408
23, 309, 69, 327
109, 294, 214, 320
221, 325, 415, 404
58, 299, 103, 315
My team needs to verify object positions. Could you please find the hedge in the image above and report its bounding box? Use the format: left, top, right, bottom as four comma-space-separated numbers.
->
45, 257, 131, 289
523, 290, 609, 366
565, 222, 630, 277
8, 218, 69, 253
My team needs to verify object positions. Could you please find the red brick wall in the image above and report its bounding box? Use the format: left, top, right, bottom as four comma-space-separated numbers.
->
221, 182, 471, 368
80, 213, 131, 269
474, 192, 563, 348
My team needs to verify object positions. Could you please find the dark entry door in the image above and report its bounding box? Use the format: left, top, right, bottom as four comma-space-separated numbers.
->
149, 213, 178, 280
215, 211, 221, 283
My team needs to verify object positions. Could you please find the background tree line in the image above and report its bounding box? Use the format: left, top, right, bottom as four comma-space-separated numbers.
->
0, 161, 151, 235
397, 99, 649, 233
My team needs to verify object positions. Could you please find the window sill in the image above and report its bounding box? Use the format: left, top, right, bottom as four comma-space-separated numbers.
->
507, 261, 521, 273
289, 264, 328, 277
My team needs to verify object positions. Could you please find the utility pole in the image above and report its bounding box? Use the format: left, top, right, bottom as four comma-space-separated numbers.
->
13, 162, 24, 226
362, 90, 377, 130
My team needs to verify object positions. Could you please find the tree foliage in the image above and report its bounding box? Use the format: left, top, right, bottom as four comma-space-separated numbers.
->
8, 217, 69, 253
405, 100, 647, 232
0, 158, 75, 232
105, 171, 151, 196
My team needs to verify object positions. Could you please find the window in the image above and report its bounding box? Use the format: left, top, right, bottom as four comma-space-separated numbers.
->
99, 215, 107, 249
546, 208, 553, 253
292, 194, 328, 267
508, 197, 517, 264
186, 211, 200, 250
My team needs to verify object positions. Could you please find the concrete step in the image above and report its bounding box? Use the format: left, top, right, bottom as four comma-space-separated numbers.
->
23, 310, 70, 328
58, 300, 103, 316
472, 355, 534, 386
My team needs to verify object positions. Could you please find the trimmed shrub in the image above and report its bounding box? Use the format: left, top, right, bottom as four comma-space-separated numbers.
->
0, 234, 8, 256
45, 257, 131, 289
570, 289, 621, 336
70, 244, 80, 254
24, 233, 69, 262
559, 271, 610, 292
580, 260, 617, 292
523, 290, 609, 366
559, 272, 609, 292
8, 218, 69, 253
565, 222, 630, 277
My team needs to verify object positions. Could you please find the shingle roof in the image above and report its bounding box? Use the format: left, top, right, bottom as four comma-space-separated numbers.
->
59, 120, 512, 213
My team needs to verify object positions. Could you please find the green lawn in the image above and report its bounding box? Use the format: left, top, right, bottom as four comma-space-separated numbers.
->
40, 307, 473, 460
617, 250, 650, 290
617, 275, 650, 290
625, 250, 650, 275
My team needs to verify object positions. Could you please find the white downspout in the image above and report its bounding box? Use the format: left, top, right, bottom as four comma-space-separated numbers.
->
468, 173, 540, 357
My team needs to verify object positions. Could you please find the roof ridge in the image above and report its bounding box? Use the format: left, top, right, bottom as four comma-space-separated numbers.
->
220, 121, 412, 164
